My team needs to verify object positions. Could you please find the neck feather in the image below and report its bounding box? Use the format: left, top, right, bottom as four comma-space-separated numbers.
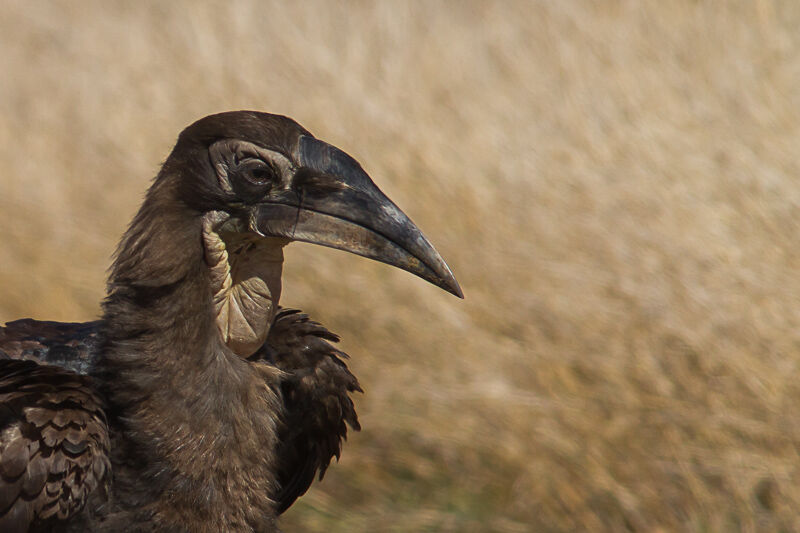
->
98, 183, 283, 529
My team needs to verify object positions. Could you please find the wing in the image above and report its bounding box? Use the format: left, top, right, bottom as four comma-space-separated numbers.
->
0, 319, 102, 375
0, 359, 111, 532
255, 308, 362, 514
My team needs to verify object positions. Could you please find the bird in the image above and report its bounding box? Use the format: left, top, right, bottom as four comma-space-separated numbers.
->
0, 111, 462, 532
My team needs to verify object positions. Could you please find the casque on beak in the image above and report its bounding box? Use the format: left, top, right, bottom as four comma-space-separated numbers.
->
253, 136, 463, 298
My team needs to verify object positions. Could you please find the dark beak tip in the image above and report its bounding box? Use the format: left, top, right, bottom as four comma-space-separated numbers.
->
446, 279, 465, 299
432, 262, 463, 299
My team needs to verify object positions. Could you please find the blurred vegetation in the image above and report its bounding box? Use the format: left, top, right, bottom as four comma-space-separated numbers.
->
1, 1, 799, 531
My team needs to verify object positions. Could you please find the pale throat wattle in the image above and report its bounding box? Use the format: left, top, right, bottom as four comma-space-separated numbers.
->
202, 211, 287, 357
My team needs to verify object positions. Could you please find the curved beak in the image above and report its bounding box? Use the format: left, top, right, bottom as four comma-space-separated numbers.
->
253, 136, 463, 298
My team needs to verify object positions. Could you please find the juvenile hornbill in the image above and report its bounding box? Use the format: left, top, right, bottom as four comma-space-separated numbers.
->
0, 111, 461, 532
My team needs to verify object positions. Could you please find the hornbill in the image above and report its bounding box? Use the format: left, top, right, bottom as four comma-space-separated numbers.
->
0, 111, 462, 532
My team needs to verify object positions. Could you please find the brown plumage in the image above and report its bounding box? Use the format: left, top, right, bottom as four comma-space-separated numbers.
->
0, 111, 460, 532
0, 360, 109, 531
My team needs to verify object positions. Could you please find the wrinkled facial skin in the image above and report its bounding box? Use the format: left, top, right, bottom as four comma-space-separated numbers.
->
209, 139, 296, 199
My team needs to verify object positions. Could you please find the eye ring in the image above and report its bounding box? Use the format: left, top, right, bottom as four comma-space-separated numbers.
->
238, 158, 277, 186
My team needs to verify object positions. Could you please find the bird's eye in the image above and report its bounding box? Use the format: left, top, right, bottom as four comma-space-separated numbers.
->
230, 158, 277, 202
239, 158, 276, 186
247, 167, 272, 185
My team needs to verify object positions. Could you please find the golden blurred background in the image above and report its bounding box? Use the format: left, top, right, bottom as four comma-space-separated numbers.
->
1, 1, 799, 531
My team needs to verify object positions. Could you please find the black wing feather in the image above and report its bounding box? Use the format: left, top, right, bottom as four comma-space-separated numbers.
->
0, 320, 101, 375
256, 308, 362, 514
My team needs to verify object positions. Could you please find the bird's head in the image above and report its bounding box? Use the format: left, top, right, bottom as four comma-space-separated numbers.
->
128, 111, 461, 355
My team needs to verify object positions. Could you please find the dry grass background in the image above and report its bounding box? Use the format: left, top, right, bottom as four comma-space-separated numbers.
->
1, 1, 799, 531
